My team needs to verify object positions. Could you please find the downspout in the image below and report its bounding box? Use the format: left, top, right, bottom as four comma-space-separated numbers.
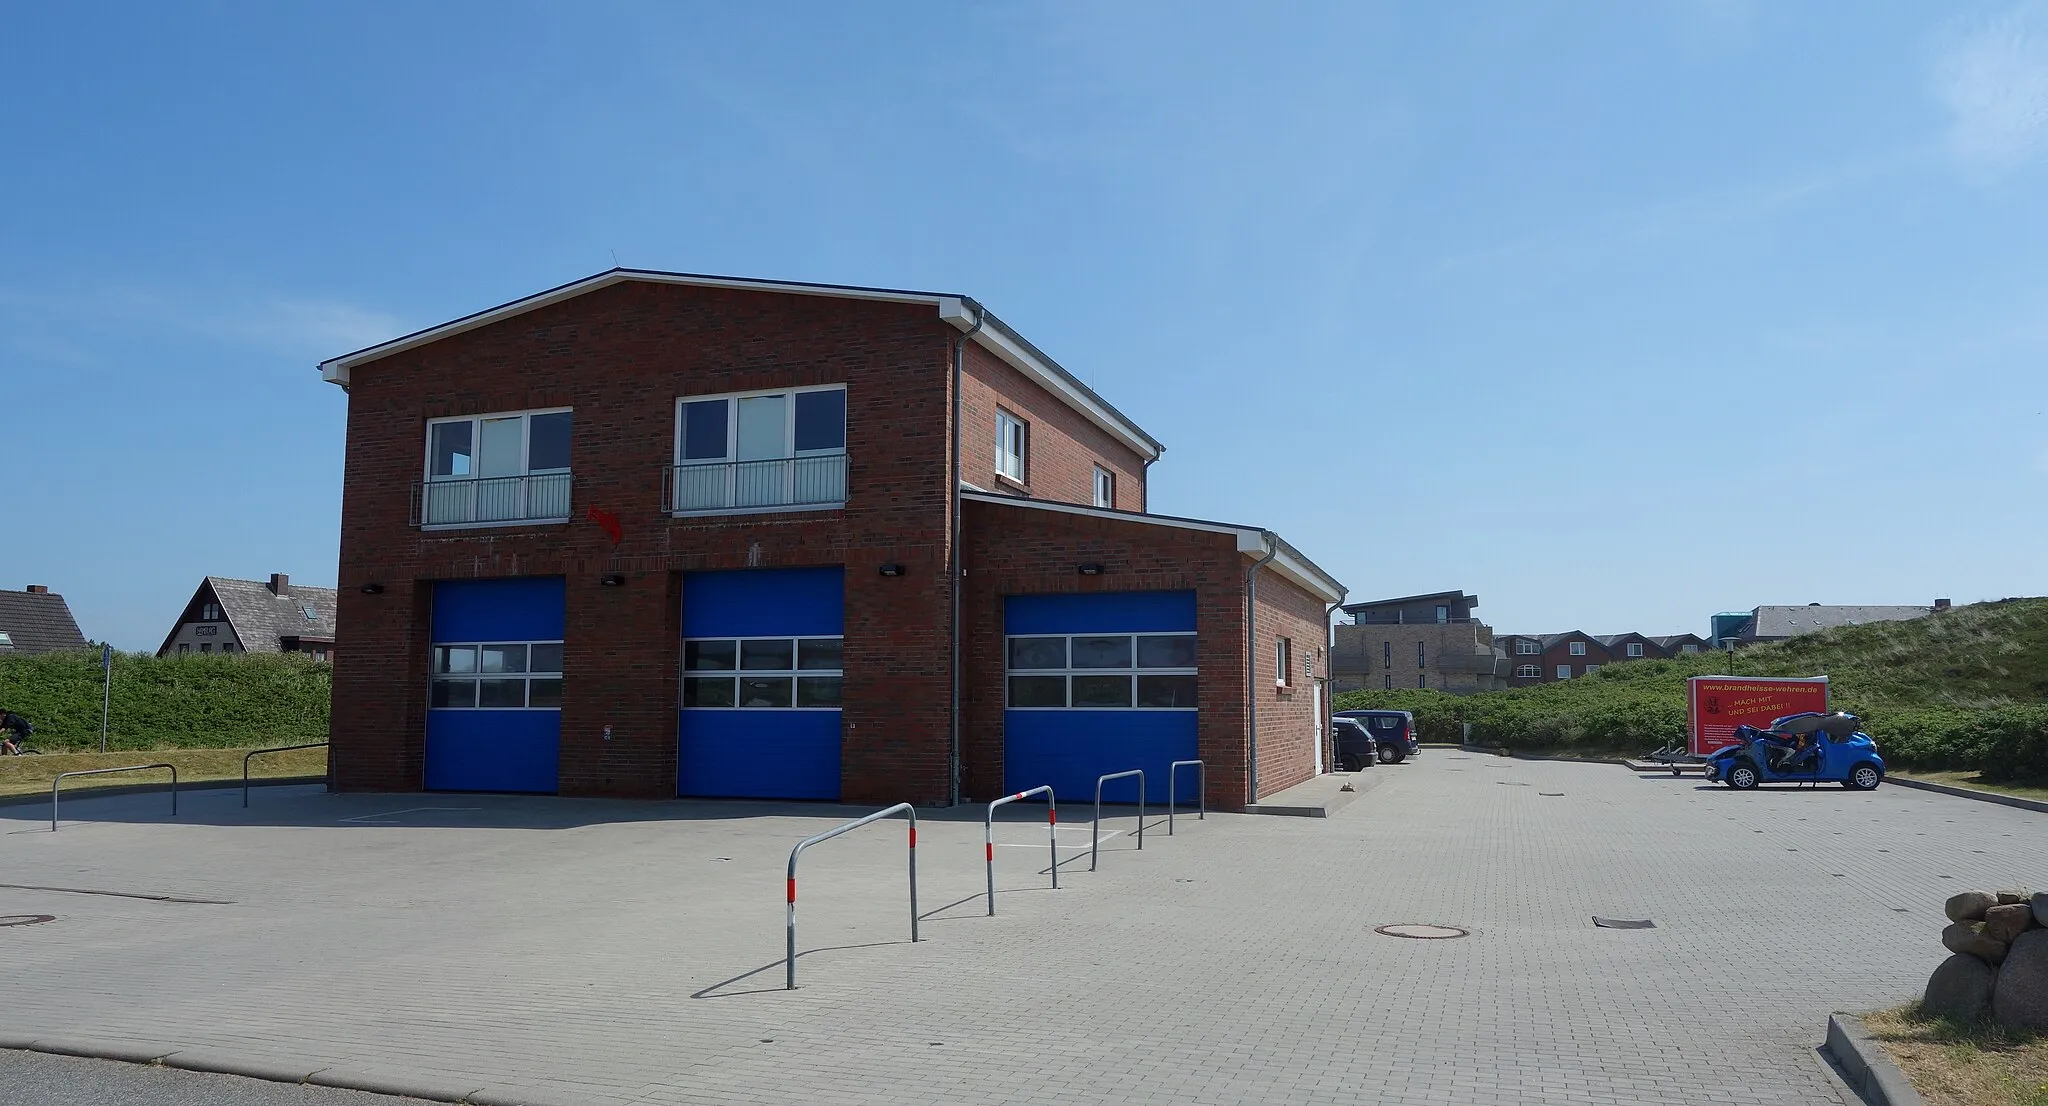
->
1244, 530, 1279, 803
1323, 599, 1345, 773
949, 302, 985, 807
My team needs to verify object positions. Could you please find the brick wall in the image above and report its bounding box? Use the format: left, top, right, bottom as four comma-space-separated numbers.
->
958, 499, 1259, 809
960, 342, 1149, 510
333, 280, 961, 802
1250, 566, 1333, 798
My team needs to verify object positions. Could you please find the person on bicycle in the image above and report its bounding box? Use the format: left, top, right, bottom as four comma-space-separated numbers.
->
0, 709, 32, 755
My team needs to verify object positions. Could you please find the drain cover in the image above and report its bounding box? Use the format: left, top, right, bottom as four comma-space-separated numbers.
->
1376, 923, 1468, 939
0, 914, 56, 928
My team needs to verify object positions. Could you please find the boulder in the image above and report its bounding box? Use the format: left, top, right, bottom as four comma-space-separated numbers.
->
1992, 929, 2048, 1030
1998, 889, 2031, 905
2034, 891, 2048, 928
1923, 953, 1997, 1021
1985, 902, 2037, 943
1943, 921, 2010, 965
1946, 890, 1997, 922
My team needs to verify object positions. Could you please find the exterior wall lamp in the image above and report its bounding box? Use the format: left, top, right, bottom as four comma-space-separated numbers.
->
359, 583, 385, 595
878, 564, 905, 577
600, 573, 626, 587
1077, 563, 1105, 576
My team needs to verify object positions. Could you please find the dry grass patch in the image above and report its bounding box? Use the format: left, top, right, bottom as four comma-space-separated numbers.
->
0, 746, 328, 799
1863, 1002, 2048, 1106
1892, 770, 2048, 804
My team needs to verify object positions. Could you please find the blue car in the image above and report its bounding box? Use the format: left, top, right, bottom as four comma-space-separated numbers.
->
1704, 711, 1885, 791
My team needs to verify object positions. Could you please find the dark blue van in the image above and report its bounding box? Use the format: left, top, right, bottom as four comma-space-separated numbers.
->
1333, 709, 1418, 765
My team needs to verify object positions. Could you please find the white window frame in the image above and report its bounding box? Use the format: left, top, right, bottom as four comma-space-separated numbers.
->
1093, 465, 1115, 508
1568, 641, 1587, 656
429, 639, 565, 710
1681, 643, 1701, 654
1515, 640, 1538, 655
1005, 632, 1198, 710
1276, 637, 1292, 688
996, 410, 1028, 484
1585, 664, 1600, 674
1555, 665, 1571, 679
422, 407, 574, 530
681, 635, 844, 710
672, 384, 848, 517
1515, 664, 1539, 678
1626, 642, 1644, 657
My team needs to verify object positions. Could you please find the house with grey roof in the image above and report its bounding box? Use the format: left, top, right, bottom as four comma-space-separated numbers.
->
1725, 601, 1943, 645
156, 574, 338, 661
0, 585, 89, 655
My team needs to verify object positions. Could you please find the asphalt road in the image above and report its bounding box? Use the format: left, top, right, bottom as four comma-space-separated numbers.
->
0, 1049, 422, 1106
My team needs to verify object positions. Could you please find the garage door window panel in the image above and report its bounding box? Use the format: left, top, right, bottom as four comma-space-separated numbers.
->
430, 638, 563, 709
683, 636, 842, 710
1005, 631, 1196, 710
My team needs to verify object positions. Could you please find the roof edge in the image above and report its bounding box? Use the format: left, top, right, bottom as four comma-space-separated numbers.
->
960, 491, 1345, 604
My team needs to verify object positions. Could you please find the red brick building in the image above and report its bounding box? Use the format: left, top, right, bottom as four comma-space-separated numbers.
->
321, 270, 1344, 810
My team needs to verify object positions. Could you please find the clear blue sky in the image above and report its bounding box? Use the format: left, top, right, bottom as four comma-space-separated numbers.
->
4, 2, 2044, 651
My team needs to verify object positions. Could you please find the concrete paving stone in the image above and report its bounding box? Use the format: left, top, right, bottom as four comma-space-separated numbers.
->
2, 771, 2043, 1103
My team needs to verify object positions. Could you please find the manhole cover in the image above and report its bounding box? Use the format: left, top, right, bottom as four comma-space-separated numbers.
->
1376, 923, 1468, 939
0, 914, 56, 928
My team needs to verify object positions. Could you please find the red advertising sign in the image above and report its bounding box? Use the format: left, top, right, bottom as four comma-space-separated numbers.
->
1687, 676, 1830, 756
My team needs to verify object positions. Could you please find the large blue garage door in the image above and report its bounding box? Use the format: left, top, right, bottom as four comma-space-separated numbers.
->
678, 567, 844, 799
1004, 591, 1199, 804
426, 577, 565, 793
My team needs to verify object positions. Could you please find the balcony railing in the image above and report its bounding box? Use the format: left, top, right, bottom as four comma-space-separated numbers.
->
413, 473, 572, 527
666, 454, 847, 514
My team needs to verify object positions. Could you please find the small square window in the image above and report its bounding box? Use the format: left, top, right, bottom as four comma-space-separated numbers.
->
1555, 665, 1571, 679
1626, 642, 1644, 657
1569, 641, 1587, 656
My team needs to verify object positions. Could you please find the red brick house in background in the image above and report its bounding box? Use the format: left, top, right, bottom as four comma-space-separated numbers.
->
1500, 629, 1711, 685
320, 270, 1344, 810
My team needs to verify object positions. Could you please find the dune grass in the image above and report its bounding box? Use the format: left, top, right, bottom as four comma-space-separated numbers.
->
1863, 1002, 2048, 1106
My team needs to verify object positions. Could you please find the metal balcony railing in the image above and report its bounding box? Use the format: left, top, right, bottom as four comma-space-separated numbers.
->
665, 454, 847, 514
413, 472, 573, 527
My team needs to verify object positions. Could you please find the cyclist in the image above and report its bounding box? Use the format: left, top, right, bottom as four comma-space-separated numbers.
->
0, 709, 32, 755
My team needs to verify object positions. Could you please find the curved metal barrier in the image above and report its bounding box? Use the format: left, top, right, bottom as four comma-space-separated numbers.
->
785, 802, 919, 989
1168, 759, 1205, 834
1091, 769, 1145, 872
242, 742, 330, 807
984, 785, 1057, 915
51, 764, 178, 832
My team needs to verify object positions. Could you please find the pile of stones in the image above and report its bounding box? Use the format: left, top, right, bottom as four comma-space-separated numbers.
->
1923, 889, 2048, 1027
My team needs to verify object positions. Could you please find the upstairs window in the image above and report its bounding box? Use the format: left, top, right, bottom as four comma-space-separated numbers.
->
423, 409, 572, 526
1569, 641, 1587, 656
996, 410, 1028, 483
1515, 640, 1539, 655
1276, 637, 1292, 687
1434, 605, 1449, 623
673, 386, 846, 514
201, 601, 221, 621
1681, 643, 1701, 654
1417, 641, 1426, 668
1626, 642, 1644, 657
1093, 465, 1115, 508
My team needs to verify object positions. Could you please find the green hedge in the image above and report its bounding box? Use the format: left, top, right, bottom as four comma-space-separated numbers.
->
0, 649, 330, 750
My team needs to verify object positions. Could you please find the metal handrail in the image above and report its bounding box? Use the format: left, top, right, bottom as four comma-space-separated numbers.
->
243, 742, 330, 807
985, 786, 1057, 915
1091, 769, 1145, 872
1168, 759, 1205, 835
51, 764, 178, 832
785, 802, 919, 990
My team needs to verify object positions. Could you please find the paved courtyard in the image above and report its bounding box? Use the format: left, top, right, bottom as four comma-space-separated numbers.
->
3, 755, 2044, 1105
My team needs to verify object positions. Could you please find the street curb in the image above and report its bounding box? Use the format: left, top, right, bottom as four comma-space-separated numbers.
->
1825, 1014, 1927, 1106
0, 776, 325, 809
1886, 775, 2048, 814
2, 1037, 540, 1105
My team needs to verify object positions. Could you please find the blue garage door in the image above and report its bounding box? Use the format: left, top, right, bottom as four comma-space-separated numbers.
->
678, 567, 844, 799
426, 577, 565, 793
1004, 591, 1199, 805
